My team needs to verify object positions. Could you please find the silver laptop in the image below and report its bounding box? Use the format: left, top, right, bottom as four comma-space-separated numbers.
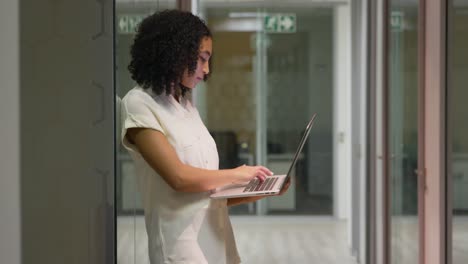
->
210, 113, 317, 199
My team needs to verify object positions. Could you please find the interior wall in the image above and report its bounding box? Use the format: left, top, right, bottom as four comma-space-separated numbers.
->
0, 0, 21, 263
19, 0, 114, 263
333, 4, 352, 220
452, 12, 468, 152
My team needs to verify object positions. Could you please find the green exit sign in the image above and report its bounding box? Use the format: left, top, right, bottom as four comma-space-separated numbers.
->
391, 11, 404, 32
118, 14, 146, 34
264, 13, 296, 33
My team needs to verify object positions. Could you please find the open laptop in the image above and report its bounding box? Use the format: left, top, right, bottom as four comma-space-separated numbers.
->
210, 113, 317, 199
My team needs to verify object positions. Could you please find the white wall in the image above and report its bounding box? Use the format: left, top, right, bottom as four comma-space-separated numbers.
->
350, 0, 369, 262
0, 1, 21, 263
375, 0, 386, 262
0, 0, 115, 263
357, 0, 369, 261
333, 4, 352, 220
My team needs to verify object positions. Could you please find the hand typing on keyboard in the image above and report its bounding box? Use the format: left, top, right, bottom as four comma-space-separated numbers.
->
243, 177, 278, 193
231, 165, 273, 185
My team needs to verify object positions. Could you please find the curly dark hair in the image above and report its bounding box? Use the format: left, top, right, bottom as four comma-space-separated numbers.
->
128, 10, 212, 96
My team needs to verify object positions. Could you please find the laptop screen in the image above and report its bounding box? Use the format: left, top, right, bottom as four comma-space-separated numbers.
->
285, 113, 317, 178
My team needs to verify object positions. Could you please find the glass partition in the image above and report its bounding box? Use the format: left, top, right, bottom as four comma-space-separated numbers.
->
115, 1, 176, 264
448, 2, 468, 264
196, 8, 260, 215
198, 3, 335, 216
115, 1, 367, 263
262, 7, 334, 216
198, 1, 364, 263
387, 2, 419, 264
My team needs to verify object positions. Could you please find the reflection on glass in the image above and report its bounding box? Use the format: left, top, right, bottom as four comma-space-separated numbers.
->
201, 21, 259, 215
115, 1, 359, 263
115, 1, 176, 264
202, 6, 334, 216
449, 4, 468, 264
388, 3, 419, 264
198, 3, 361, 263
263, 9, 334, 215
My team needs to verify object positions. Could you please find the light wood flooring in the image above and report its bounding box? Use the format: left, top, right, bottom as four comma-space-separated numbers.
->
117, 215, 468, 264
117, 216, 357, 264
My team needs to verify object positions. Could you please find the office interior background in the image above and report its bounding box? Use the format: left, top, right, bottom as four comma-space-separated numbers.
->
1, 0, 467, 264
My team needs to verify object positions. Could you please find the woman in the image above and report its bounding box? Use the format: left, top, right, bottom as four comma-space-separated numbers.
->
121, 10, 288, 263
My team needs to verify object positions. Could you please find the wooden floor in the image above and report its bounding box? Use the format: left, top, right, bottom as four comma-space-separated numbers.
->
117, 215, 468, 264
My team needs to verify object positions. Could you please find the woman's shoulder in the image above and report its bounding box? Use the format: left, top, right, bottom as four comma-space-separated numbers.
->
122, 87, 175, 118
123, 87, 164, 105
122, 86, 151, 102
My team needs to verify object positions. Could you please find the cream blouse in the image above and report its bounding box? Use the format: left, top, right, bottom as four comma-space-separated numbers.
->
121, 87, 240, 264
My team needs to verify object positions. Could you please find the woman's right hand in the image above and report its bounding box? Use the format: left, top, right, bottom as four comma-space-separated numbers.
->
231, 165, 273, 184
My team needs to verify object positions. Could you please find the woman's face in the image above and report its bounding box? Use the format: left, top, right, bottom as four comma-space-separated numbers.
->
181, 37, 212, 89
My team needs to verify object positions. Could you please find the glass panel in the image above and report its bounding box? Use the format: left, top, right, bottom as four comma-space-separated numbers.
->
200, 10, 260, 215
387, 2, 419, 264
261, 8, 334, 215
449, 2, 468, 264
199, 1, 363, 263
200, 5, 335, 216
115, 1, 176, 264
114, 1, 366, 263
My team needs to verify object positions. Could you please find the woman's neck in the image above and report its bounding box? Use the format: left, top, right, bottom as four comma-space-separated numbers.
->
173, 83, 190, 103
173, 89, 181, 103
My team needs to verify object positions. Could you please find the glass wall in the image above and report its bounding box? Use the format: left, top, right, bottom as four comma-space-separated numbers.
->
263, 8, 334, 216
448, 2, 468, 264
198, 4, 334, 216
115, 1, 176, 264
197, 1, 363, 263
387, 1, 419, 263
196, 7, 261, 215
115, 0, 366, 263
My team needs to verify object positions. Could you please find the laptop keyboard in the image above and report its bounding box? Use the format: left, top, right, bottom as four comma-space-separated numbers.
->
243, 177, 279, 193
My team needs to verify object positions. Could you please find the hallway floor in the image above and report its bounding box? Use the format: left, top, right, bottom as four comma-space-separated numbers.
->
117, 215, 468, 264
117, 216, 357, 264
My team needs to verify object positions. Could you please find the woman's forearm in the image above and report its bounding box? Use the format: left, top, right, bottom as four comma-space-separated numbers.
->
129, 128, 272, 193
227, 196, 264, 207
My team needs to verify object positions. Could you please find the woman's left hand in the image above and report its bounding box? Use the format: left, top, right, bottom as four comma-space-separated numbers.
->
276, 177, 291, 196
227, 177, 292, 206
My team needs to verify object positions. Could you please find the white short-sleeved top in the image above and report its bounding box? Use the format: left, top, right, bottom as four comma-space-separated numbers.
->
121, 87, 240, 264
